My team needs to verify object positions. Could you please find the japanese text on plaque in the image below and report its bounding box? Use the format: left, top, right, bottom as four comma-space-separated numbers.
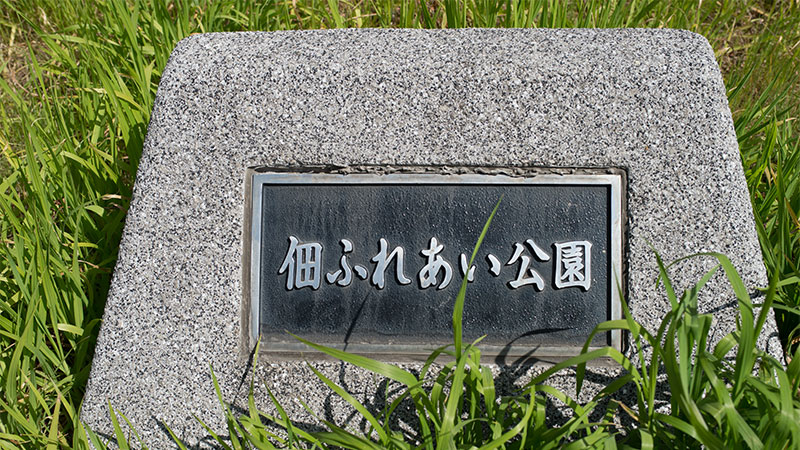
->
278, 236, 592, 292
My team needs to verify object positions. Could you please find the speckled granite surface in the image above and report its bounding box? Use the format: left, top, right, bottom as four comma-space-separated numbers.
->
81, 29, 778, 447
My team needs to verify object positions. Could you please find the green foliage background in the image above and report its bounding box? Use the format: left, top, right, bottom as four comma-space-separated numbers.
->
0, 0, 798, 447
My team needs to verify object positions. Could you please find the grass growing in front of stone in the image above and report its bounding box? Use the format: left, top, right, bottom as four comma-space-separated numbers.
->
172, 236, 800, 448
86, 215, 800, 448
0, 0, 798, 447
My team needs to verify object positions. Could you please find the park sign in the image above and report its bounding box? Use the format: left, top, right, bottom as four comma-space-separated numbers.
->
245, 170, 624, 358
82, 29, 779, 447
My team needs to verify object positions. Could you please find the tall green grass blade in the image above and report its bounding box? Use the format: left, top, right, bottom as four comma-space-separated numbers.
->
82, 421, 110, 450
306, 363, 390, 444
290, 333, 419, 387
438, 343, 471, 447
698, 357, 763, 448
107, 403, 131, 450
476, 392, 534, 449
313, 426, 384, 449
454, 197, 501, 358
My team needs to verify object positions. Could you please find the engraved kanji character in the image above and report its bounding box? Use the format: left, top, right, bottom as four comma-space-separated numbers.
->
278, 235, 323, 290
486, 254, 502, 276
419, 237, 452, 289
554, 241, 592, 290
326, 239, 368, 286
371, 238, 411, 289
506, 239, 550, 290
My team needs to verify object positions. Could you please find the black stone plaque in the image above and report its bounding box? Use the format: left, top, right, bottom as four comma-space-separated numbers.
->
247, 171, 624, 359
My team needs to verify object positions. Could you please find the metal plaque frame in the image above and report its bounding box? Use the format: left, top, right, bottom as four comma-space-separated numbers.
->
243, 169, 625, 362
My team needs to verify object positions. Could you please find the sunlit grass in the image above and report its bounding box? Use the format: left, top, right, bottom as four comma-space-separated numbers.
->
0, 0, 798, 446
174, 216, 800, 448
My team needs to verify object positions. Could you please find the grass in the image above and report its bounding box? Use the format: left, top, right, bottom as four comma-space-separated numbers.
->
0, 0, 798, 447
175, 211, 800, 449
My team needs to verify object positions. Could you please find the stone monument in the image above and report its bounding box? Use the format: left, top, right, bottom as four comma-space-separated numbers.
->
81, 29, 779, 447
